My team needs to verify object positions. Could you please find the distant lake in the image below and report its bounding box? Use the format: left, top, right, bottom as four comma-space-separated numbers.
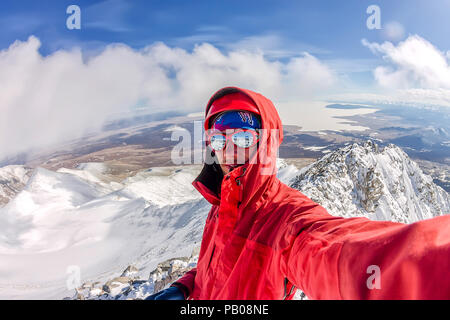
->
277, 101, 379, 132
326, 104, 380, 110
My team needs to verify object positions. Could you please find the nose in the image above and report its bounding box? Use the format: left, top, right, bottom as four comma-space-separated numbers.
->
224, 145, 247, 163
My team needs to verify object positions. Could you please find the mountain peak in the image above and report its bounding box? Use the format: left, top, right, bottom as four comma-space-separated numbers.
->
288, 140, 449, 223
0, 165, 33, 207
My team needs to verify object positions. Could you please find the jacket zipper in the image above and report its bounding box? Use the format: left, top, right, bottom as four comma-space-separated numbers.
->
236, 167, 246, 208
283, 278, 296, 300
207, 168, 245, 275
207, 244, 216, 270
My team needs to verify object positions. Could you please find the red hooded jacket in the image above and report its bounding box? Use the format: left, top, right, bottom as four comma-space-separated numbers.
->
172, 86, 450, 300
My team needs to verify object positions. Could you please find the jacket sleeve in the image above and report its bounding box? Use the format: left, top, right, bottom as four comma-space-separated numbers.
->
171, 268, 197, 299
284, 200, 450, 299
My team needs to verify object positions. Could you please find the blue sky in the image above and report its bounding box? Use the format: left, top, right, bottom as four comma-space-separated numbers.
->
1, 0, 449, 57
1, 0, 450, 99
1, 0, 450, 92
1, 1, 450, 159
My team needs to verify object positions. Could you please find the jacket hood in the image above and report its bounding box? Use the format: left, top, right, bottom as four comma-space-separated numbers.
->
192, 86, 283, 213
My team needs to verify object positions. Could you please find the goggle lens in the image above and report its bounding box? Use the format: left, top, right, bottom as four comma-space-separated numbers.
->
231, 131, 255, 148
210, 134, 226, 151
208, 130, 258, 151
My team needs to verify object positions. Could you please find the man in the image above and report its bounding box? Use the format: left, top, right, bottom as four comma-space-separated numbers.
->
147, 86, 450, 300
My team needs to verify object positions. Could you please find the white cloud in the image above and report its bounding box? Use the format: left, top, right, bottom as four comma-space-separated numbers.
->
382, 21, 405, 41
225, 32, 331, 59
0, 36, 335, 161
350, 35, 450, 108
282, 53, 336, 100
331, 88, 450, 109
362, 35, 450, 89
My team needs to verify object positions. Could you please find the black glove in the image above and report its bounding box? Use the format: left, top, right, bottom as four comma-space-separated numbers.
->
145, 286, 185, 300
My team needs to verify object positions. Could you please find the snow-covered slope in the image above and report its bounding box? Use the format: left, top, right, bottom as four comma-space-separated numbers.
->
118, 167, 203, 207
0, 141, 448, 299
286, 140, 449, 223
0, 165, 32, 207
0, 164, 207, 299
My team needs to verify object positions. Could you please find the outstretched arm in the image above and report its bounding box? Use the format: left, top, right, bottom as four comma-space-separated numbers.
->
284, 201, 450, 299
171, 268, 197, 299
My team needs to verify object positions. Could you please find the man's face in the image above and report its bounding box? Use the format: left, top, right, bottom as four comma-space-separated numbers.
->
213, 129, 259, 174
207, 110, 261, 175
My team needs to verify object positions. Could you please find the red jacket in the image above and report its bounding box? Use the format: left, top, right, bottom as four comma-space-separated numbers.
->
172, 86, 450, 300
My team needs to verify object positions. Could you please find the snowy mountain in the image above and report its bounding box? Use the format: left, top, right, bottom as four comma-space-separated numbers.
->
0, 163, 207, 299
0, 140, 448, 299
420, 126, 449, 146
0, 165, 32, 207
287, 140, 449, 223
69, 141, 449, 300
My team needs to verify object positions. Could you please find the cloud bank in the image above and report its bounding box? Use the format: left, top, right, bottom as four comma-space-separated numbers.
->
334, 35, 450, 108
362, 35, 450, 89
0, 36, 335, 161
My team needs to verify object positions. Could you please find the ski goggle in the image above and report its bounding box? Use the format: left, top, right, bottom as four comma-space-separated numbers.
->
206, 129, 260, 151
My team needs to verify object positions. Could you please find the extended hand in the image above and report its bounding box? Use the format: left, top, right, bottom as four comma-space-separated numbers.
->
145, 286, 185, 300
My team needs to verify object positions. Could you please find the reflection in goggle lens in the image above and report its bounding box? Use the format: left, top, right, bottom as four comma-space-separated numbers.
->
209, 130, 258, 151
